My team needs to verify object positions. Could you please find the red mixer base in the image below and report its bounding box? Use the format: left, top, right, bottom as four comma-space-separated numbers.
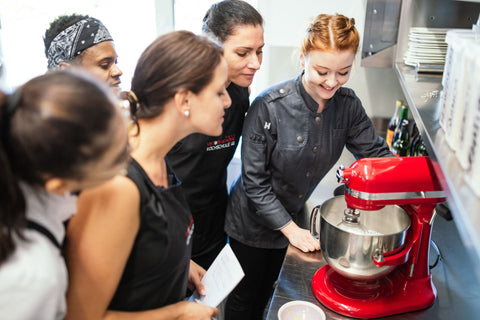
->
311, 265, 436, 319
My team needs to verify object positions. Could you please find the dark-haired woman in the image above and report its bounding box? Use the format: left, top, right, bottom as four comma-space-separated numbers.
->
166, 0, 264, 270
224, 13, 392, 320
0, 70, 129, 319
65, 30, 231, 320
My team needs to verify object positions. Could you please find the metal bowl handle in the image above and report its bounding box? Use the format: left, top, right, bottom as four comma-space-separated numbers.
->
336, 165, 345, 183
373, 225, 418, 267
309, 205, 321, 239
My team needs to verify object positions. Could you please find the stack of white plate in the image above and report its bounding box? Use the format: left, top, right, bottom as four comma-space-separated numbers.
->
404, 27, 449, 67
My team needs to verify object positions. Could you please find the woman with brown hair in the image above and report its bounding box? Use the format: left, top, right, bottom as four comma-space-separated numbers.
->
166, 0, 264, 270
65, 30, 231, 320
224, 13, 391, 319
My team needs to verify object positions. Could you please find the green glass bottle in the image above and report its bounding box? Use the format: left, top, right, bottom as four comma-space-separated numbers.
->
391, 119, 410, 156
414, 137, 428, 156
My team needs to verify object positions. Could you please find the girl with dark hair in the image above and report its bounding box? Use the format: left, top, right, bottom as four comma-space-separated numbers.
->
0, 70, 129, 319
65, 30, 231, 320
166, 0, 264, 271
224, 13, 392, 319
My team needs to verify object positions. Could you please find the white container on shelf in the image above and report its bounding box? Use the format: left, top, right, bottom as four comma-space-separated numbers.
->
440, 31, 462, 141
462, 29, 480, 196
441, 30, 473, 150
465, 95, 480, 197
441, 28, 480, 196
439, 38, 454, 131
456, 42, 480, 171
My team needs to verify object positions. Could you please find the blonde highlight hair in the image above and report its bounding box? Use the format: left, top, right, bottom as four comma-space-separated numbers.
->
301, 13, 359, 55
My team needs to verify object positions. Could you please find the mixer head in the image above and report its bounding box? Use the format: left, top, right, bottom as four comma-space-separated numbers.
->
336, 156, 445, 210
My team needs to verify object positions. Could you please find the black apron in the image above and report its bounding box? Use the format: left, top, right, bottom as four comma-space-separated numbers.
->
109, 158, 193, 311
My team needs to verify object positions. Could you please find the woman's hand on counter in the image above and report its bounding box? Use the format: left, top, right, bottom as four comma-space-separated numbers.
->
280, 221, 320, 252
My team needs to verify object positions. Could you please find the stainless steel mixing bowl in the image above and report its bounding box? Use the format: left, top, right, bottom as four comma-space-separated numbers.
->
318, 196, 411, 280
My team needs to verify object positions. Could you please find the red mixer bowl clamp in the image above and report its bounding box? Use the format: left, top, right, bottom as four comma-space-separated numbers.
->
372, 209, 418, 268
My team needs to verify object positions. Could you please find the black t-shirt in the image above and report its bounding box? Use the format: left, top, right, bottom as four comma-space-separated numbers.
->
165, 82, 249, 256
109, 158, 193, 311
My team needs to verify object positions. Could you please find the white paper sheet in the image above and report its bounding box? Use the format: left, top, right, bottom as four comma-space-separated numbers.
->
190, 243, 244, 307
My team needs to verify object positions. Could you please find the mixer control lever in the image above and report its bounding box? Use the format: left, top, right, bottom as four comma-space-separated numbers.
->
336, 165, 345, 183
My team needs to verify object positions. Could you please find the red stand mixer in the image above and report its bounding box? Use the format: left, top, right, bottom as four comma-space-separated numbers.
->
311, 156, 446, 318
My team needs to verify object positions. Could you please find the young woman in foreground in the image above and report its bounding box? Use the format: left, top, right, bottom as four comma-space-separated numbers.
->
65, 31, 231, 320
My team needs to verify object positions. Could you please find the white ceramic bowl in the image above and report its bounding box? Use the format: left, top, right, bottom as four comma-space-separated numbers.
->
277, 300, 326, 320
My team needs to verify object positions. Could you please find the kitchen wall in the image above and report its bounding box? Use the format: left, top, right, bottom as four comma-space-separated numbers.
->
0, 0, 159, 92
252, 0, 405, 119
1, 0, 404, 119
228, 0, 404, 190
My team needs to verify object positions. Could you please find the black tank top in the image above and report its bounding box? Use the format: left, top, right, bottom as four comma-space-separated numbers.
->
108, 158, 194, 311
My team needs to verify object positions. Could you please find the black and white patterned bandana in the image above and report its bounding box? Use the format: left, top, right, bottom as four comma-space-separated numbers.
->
47, 18, 113, 69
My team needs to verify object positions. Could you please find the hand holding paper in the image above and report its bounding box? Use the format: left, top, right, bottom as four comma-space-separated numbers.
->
190, 243, 244, 307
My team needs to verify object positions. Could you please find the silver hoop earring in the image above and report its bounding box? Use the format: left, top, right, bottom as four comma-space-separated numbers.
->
184, 110, 190, 117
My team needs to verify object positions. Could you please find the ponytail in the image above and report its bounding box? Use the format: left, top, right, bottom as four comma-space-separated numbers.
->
120, 90, 140, 136
0, 92, 27, 264
346, 17, 356, 32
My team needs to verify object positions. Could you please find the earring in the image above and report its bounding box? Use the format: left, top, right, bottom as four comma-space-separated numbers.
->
184, 110, 190, 117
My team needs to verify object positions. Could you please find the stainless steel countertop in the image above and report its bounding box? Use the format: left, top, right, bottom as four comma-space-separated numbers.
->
265, 215, 480, 319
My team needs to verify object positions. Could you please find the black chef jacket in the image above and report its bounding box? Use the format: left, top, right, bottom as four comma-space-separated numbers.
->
166, 82, 249, 260
225, 73, 392, 249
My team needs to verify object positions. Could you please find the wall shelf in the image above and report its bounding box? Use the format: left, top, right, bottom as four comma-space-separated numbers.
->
394, 63, 480, 280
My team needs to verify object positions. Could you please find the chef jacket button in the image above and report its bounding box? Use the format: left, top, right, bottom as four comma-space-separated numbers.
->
279, 88, 285, 94
315, 116, 321, 123
297, 136, 303, 143
298, 194, 304, 199
312, 146, 318, 153
306, 172, 311, 177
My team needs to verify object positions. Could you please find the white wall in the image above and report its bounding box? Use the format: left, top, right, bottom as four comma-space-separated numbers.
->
0, 0, 405, 117
0, 0, 158, 92
252, 0, 405, 118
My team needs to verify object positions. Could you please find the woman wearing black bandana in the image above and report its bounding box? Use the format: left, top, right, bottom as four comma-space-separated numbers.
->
44, 14, 123, 93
